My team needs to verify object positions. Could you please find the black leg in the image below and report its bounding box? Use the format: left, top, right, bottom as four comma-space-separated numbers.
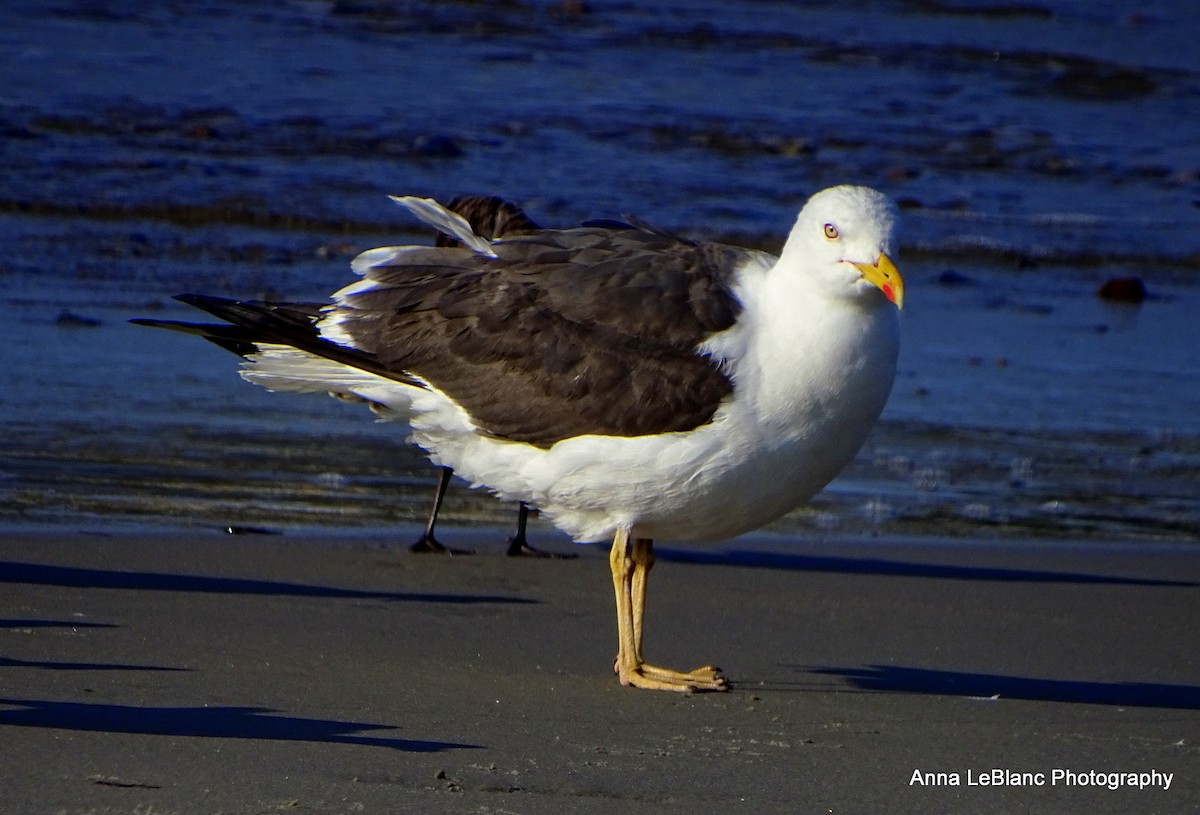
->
410, 467, 471, 554
506, 503, 576, 559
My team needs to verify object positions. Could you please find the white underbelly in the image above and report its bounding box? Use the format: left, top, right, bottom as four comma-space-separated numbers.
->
409, 388, 885, 543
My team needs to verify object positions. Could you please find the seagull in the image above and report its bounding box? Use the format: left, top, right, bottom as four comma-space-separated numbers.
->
133, 185, 903, 692
418, 195, 556, 558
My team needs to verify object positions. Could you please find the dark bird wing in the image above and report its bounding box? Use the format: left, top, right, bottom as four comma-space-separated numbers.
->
132, 198, 754, 448
327, 224, 752, 447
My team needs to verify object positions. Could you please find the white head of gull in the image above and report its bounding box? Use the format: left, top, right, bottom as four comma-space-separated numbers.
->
135, 185, 904, 692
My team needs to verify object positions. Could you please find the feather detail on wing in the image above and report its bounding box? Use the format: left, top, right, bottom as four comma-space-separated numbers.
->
323, 223, 754, 447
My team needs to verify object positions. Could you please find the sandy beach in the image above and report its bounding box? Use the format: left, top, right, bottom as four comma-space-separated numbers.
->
2, 527, 1196, 814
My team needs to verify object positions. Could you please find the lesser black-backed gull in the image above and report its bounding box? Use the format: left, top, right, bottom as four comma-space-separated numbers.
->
134, 185, 904, 692
422, 195, 551, 557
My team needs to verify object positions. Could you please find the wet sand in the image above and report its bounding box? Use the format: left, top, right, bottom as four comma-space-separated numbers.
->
2, 528, 1196, 814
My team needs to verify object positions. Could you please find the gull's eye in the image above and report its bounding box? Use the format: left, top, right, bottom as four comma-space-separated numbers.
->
823, 223, 840, 240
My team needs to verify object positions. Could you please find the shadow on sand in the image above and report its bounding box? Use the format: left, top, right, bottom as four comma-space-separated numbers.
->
803, 664, 1200, 710
0, 560, 536, 605
655, 548, 1195, 587
0, 698, 479, 752
0, 656, 188, 672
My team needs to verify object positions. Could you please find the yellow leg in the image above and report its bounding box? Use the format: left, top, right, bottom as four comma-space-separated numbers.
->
609, 528, 637, 677
609, 530, 727, 692
630, 536, 650, 663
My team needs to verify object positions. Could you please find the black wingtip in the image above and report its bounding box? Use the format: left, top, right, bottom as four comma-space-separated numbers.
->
173, 292, 238, 313
135, 292, 421, 389
127, 316, 261, 357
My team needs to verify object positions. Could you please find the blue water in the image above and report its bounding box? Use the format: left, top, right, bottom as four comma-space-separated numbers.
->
1, 0, 1197, 542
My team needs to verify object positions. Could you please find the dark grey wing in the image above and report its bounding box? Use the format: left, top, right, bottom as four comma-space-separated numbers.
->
327, 225, 752, 447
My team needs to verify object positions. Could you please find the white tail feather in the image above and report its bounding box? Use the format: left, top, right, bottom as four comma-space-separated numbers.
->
240, 345, 378, 394
239, 345, 423, 421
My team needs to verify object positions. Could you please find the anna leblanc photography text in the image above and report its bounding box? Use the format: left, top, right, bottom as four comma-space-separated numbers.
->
909, 768, 1175, 791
